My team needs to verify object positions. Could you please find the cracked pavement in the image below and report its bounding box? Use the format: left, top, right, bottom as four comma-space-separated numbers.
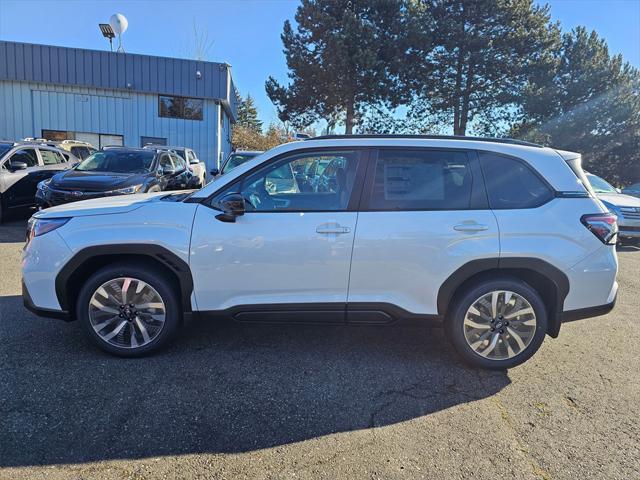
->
1, 216, 639, 479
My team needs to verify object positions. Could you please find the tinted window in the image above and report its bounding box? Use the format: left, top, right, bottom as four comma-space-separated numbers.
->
479, 153, 553, 209
76, 150, 155, 173
159, 96, 203, 120
10, 149, 38, 168
217, 151, 361, 212
40, 149, 65, 165
159, 154, 175, 171
70, 146, 92, 160
170, 153, 186, 169
369, 150, 473, 210
222, 153, 259, 173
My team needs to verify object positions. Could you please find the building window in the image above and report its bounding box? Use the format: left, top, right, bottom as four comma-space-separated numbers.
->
42, 130, 69, 141
159, 95, 204, 120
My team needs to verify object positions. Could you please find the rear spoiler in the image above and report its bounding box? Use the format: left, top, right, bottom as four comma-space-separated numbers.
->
555, 149, 595, 197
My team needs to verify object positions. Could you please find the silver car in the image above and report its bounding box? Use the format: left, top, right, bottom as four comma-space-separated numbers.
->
0, 141, 76, 222
586, 173, 640, 243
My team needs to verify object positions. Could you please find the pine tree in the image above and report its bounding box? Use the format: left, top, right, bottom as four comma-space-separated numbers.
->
512, 27, 640, 185
265, 0, 404, 134
236, 92, 263, 133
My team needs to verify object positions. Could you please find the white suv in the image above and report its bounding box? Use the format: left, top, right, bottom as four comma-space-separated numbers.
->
22, 136, 619, 369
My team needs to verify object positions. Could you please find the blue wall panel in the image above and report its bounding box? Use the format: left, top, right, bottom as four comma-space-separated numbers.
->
0, 80, 223, 174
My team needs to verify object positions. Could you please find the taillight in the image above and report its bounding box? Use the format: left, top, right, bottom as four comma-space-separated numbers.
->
581, 213, 618, 244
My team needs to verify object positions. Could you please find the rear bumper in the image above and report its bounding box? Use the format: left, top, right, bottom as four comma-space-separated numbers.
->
22, 280, 70, 321
562, 294, 616, 323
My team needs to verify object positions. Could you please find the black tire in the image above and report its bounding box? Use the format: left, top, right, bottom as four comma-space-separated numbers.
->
445, 276, 548, 370
146, 185, 162, 193
76, 262, 182, 357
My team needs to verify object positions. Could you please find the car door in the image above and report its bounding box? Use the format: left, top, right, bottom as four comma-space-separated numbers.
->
1, 147, 41, 208
347, 148, 500, 320
189, 148, 368, 321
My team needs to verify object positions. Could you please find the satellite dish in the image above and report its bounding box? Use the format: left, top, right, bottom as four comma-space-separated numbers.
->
109, 13, 128, 35
109, 13, 128, 52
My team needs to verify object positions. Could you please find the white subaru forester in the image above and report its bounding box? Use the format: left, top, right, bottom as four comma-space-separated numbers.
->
22, 136, 619, 369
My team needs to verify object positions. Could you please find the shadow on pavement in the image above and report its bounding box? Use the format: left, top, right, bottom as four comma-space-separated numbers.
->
0, 214, 29, 243
0, 294, 510, 467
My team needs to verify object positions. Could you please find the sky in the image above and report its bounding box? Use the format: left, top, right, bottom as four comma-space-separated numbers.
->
1, 0, 639, 128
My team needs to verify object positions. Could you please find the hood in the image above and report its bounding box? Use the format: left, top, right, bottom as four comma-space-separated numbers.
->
35, 191, 169, 218
596, 193, 640, 208
50, 169, 149, 192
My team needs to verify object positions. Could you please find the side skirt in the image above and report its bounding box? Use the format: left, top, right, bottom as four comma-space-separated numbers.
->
195, 302, 443, 326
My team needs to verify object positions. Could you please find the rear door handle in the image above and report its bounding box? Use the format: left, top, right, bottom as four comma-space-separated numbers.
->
454, 223, 489, 232
316, 223, 351, 235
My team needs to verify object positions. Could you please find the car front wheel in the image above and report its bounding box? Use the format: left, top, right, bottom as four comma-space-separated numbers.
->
76, 263, 181, 356
445, 277, 547, 370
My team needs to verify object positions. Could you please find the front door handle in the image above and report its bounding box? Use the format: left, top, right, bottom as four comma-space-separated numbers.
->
316, 223, 351, 235
454, 223, 489, 232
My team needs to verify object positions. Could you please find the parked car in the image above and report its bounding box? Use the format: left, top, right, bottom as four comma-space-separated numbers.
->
35, 147, 194, 208
56, 140, 97, 161
144, 145, 205, 187
22, 135, 618, 369
622, 182, 640, 198
215, 150, 263, 176
585, 172, 640, 244
0, 141, 76, 222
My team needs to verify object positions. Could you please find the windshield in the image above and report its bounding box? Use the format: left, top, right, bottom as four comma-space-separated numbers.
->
222, 153, 259, 173
586, 174, 617, 194
76, 150, 155, 173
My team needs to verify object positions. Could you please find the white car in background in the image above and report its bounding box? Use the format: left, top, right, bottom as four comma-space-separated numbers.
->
144, 145, 205, 187
22, 135, 618, 369
586, 172, 640, 244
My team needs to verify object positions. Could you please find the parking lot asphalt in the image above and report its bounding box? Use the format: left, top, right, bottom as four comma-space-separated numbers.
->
1, 214, 639, 480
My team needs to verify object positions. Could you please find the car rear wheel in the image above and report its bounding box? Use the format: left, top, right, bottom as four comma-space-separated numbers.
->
445, 277, 547, 370
76, 263, 181, 356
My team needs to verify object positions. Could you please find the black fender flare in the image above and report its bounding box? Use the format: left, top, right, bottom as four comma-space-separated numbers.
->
55, 244, 194, 313
437, 257, 570, 336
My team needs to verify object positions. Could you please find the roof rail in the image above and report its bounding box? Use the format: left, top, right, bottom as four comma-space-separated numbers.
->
61, 139, 93, 146
307, 134, 543, 148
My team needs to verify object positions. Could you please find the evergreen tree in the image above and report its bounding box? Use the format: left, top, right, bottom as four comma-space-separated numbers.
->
236, 92, 263, 133
404, 0, 560, 135
512, 27, 640, 185
265, 0, 405, 134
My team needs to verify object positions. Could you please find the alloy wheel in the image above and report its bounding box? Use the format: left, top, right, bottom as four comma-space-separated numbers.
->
463, 290, 537, 360
88, 277, 166, 349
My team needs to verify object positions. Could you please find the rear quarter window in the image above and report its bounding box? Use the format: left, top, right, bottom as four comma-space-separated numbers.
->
479, 152, 554, 209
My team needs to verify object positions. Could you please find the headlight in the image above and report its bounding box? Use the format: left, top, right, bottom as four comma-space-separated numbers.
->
600, 200, 621, 215
37, 179, 51, 191
110, 184, 143, 195
26, 217, 70, 244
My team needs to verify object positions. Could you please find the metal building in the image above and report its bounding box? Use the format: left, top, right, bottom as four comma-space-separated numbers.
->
0, 40, 237, 174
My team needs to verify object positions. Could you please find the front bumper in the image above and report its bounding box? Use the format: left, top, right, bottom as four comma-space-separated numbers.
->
22, 280, 70, 321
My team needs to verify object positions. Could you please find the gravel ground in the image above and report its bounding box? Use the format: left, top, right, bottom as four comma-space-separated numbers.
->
1, 215, 639, 480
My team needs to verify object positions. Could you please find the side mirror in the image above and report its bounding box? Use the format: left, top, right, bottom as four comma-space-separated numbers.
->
10, 161, 28, 171
616, 188, 622, 194
210, 168, 220, 176
215, 192, 245, 223
161, 167, 176, 176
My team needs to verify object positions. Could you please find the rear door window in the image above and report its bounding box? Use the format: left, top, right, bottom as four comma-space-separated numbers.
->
479, 152, 554, 209
40, 149, 66, 165
366, 149, 474, 210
